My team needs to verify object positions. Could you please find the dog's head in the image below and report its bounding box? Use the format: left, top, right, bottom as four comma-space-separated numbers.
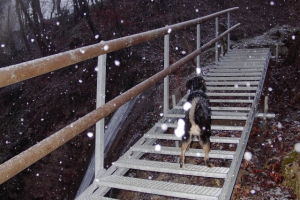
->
186, 76, 207, 92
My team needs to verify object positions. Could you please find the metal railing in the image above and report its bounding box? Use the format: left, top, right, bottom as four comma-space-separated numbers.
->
0, 7, 239, 186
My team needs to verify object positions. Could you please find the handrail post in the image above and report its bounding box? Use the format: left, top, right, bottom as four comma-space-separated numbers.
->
164, 28, 170, 115
95, 52, 107, 175
215, 17, 219, 64
196, 24, 201, 75
227, 13, 230, 52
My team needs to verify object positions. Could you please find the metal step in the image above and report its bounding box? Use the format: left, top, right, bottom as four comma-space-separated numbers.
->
228, 48, 269, 52
213, 65, 264, 69
204, 76, 261, 81
143, 133, 240, 144
207, 86, 257, 91
96, 175, 221, 200
78, 196, 117, 200
207, 93, 256, 97
175, 103, 252, 109
211, 107, 250, 111
179, 99, 254, 103
113, 158, 229, 178
207, 72, 261, 77
172, 106, 251, 111
210, 99, 253, 103
130, 145, 235, 159
164, 113, 247, 120
220, 60, 265, 63
205, 81, 259, 86
221, 56, 267, 59
210, 68, 263, 72
155, 123, 244, 131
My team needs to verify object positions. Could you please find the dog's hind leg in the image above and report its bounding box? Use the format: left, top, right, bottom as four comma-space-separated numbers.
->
180, 140, 191, 168
202, 141, 214, 168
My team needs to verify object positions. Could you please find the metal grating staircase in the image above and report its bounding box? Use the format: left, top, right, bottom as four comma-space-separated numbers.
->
77, 48, 270, 200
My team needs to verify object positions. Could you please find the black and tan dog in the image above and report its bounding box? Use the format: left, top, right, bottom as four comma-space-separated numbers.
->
180, 76, 212, 168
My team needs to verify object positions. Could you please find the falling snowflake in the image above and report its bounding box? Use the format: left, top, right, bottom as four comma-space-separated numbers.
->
183, 102, 191, 111
174, 119, 185, 138
155, 144, 161, 151
161, 123, 168, 131
270, 1, 275, 6
114, 60, 120, 66
167, 28, 172, 34
268, 87, 273, 92
104, 45, 109, 51
95, 34, 99, 39
244, 152, 252, 161
87, 132, 94, 138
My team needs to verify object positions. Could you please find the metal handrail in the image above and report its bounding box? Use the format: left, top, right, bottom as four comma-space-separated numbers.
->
0, 8, 240, 185
0, 7, 238, 89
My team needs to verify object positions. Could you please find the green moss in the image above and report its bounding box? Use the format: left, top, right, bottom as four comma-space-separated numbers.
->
281, 151, 300, 169
281, 151, 300, 198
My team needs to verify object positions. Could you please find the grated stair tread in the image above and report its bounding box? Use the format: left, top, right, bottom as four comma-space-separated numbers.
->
213, 65, 264, 69
130, 145, 235, 159
143, 133, 240, 144
207, 72, 261, 77
207, 86, 257, 91
155, 123, 244, 131
77, 196, 117, 200
211, 68, 263, 73
205, 81, 259, 86
204, 76, 261, 81
113, 158, 229, 178
163, 113, 247, 120
96, 175, 221, 200
207, 92, 256, 96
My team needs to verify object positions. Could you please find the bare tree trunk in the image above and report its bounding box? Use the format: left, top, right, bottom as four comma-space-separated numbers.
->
180, 0, 196, 67
50, 0, 55, 19
6, 5, 18, 55
73, 0, 81, 24
78, 0, 102, 41
111, 0, 124, 38
16, 0, 49, 56
15, 0, 31, 53
56, 0, 62, 16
